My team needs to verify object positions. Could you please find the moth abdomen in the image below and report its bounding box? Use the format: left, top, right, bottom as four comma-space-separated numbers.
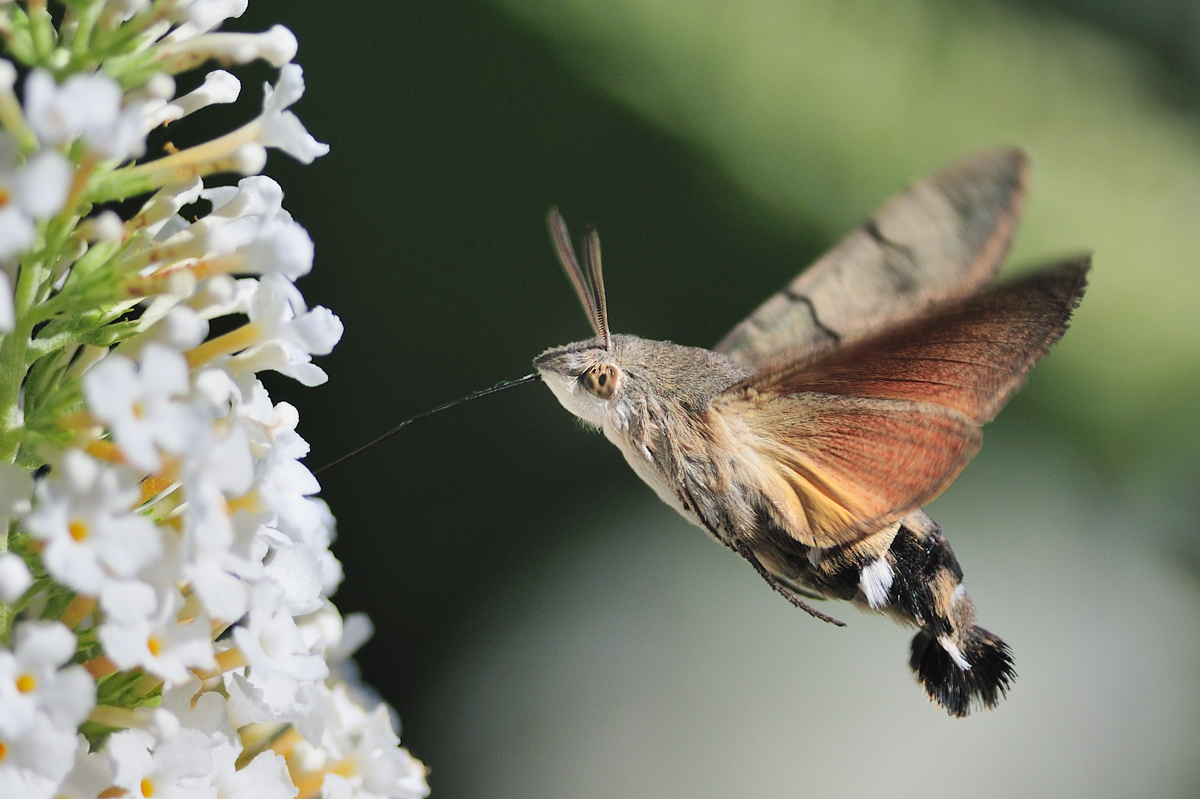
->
885, 512, 1015, 716
754, 508, 1015, 716
910, 625, 1015, 718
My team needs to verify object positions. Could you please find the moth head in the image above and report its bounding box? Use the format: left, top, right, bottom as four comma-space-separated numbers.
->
535, 208, 624, 426
533, 339, 625, 427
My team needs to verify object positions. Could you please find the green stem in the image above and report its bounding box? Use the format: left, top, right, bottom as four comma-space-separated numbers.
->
90, 0, 174, 65
1, 7, 38, 66
0, 522, 12, 645
65, 0, 105, 73
0, 258, 44, 463
27, 1, 57, 66
87, 122, 261, 204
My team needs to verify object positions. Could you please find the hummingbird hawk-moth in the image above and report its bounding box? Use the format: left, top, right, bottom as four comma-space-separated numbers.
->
534, 148, 1088, 717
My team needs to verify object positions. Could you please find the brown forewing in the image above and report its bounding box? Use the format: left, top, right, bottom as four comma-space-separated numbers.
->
715, 149, 1028, 373
711, 258, 1089, 548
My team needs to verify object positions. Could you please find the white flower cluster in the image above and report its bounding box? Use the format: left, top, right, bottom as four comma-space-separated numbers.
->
0, 3, 428, 799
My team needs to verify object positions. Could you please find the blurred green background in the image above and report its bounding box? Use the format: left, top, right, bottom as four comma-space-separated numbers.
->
220, 0, 1200, 795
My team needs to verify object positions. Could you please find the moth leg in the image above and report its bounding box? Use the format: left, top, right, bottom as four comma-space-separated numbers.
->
774, 574, 828, 601
678, 481, 847, 628
734, 540, 846, 627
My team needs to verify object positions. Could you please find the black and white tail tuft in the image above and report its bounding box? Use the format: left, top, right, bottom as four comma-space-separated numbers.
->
909, 626, 1016, 718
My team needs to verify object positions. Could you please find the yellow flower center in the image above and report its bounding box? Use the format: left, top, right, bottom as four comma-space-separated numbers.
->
68, 520, 89, 542
0, 187, 10, 209
15, 673, 36, 693
147, 635, 162, 657
141, 778, 155, 797
0, 740, 7, 760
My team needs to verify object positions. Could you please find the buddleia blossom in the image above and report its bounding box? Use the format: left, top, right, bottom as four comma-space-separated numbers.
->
0, 4, 427, 799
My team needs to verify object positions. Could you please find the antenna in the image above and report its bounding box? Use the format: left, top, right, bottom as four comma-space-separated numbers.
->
313, 373, 543, 475
547, 208, 610, 349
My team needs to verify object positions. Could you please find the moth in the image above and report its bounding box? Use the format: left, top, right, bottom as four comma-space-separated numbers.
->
534, 149, 1088, 717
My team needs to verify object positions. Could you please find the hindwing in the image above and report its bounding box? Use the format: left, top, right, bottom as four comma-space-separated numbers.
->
710, 259, 1089, 547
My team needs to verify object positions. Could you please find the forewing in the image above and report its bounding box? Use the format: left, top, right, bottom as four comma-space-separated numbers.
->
716, 149, 1027, 372
712, 259, 1089, 547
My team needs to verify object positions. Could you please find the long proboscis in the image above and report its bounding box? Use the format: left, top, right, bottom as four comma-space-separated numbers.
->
313, 373, 543, 475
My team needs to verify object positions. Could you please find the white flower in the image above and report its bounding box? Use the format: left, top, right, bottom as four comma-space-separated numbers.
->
142, 69, 241, 133
185, 177, 313, 279
84, 344, 206, 473
187, 275, 254, 321
180, 387, 255, 480
183, 0, 250, 34
78, 210, 126, 243
180, 480, 262, 621
214, 749, 296, 799
163, 674, 296, 799
0, 10, 407, 799
0, 713, 78, 799
223, 583, 327, 734
202, 174, 290, 228
157, 24, 297, 72
98, 583, 216, 685
24, 450, 162, 596
55, 735, 115, 799
130, 179, 205, 240
106, 726, 217, 799
261, 498, 341, 599
254, 64, 329, 164
318, 690, 429, 799
293, 602, 351, 660
228, 275, 342, 386
225, 374, 291, 459
234, 582, 328, 683
0, 622, 94, 737
257, 446, 320, 537
161, 678, 239, 751
0, 133, 73, 260
24, 70, 118, 146
298, 607, 381, 711
13, 150, 73, 217
0, 552, 32, 603
166, 379, 260, 614
163, 0, 249, 43
24, 70, 147, 160
225, 669, 319, 734
219, 218, 314, 280
262, 537, 324, 616
142, 306, 211, 351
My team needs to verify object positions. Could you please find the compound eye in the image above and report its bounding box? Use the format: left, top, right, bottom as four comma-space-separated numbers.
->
581, 363, 619, 399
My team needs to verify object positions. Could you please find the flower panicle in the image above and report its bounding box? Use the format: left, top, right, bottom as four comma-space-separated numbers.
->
0, 4, 428, 799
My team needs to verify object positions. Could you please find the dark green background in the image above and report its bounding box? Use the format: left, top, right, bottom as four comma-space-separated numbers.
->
197, 0, 1200, 792
238, 0, 831, 757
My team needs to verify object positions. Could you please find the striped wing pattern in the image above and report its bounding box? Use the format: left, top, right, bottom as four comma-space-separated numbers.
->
716, 149, 1028, 373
